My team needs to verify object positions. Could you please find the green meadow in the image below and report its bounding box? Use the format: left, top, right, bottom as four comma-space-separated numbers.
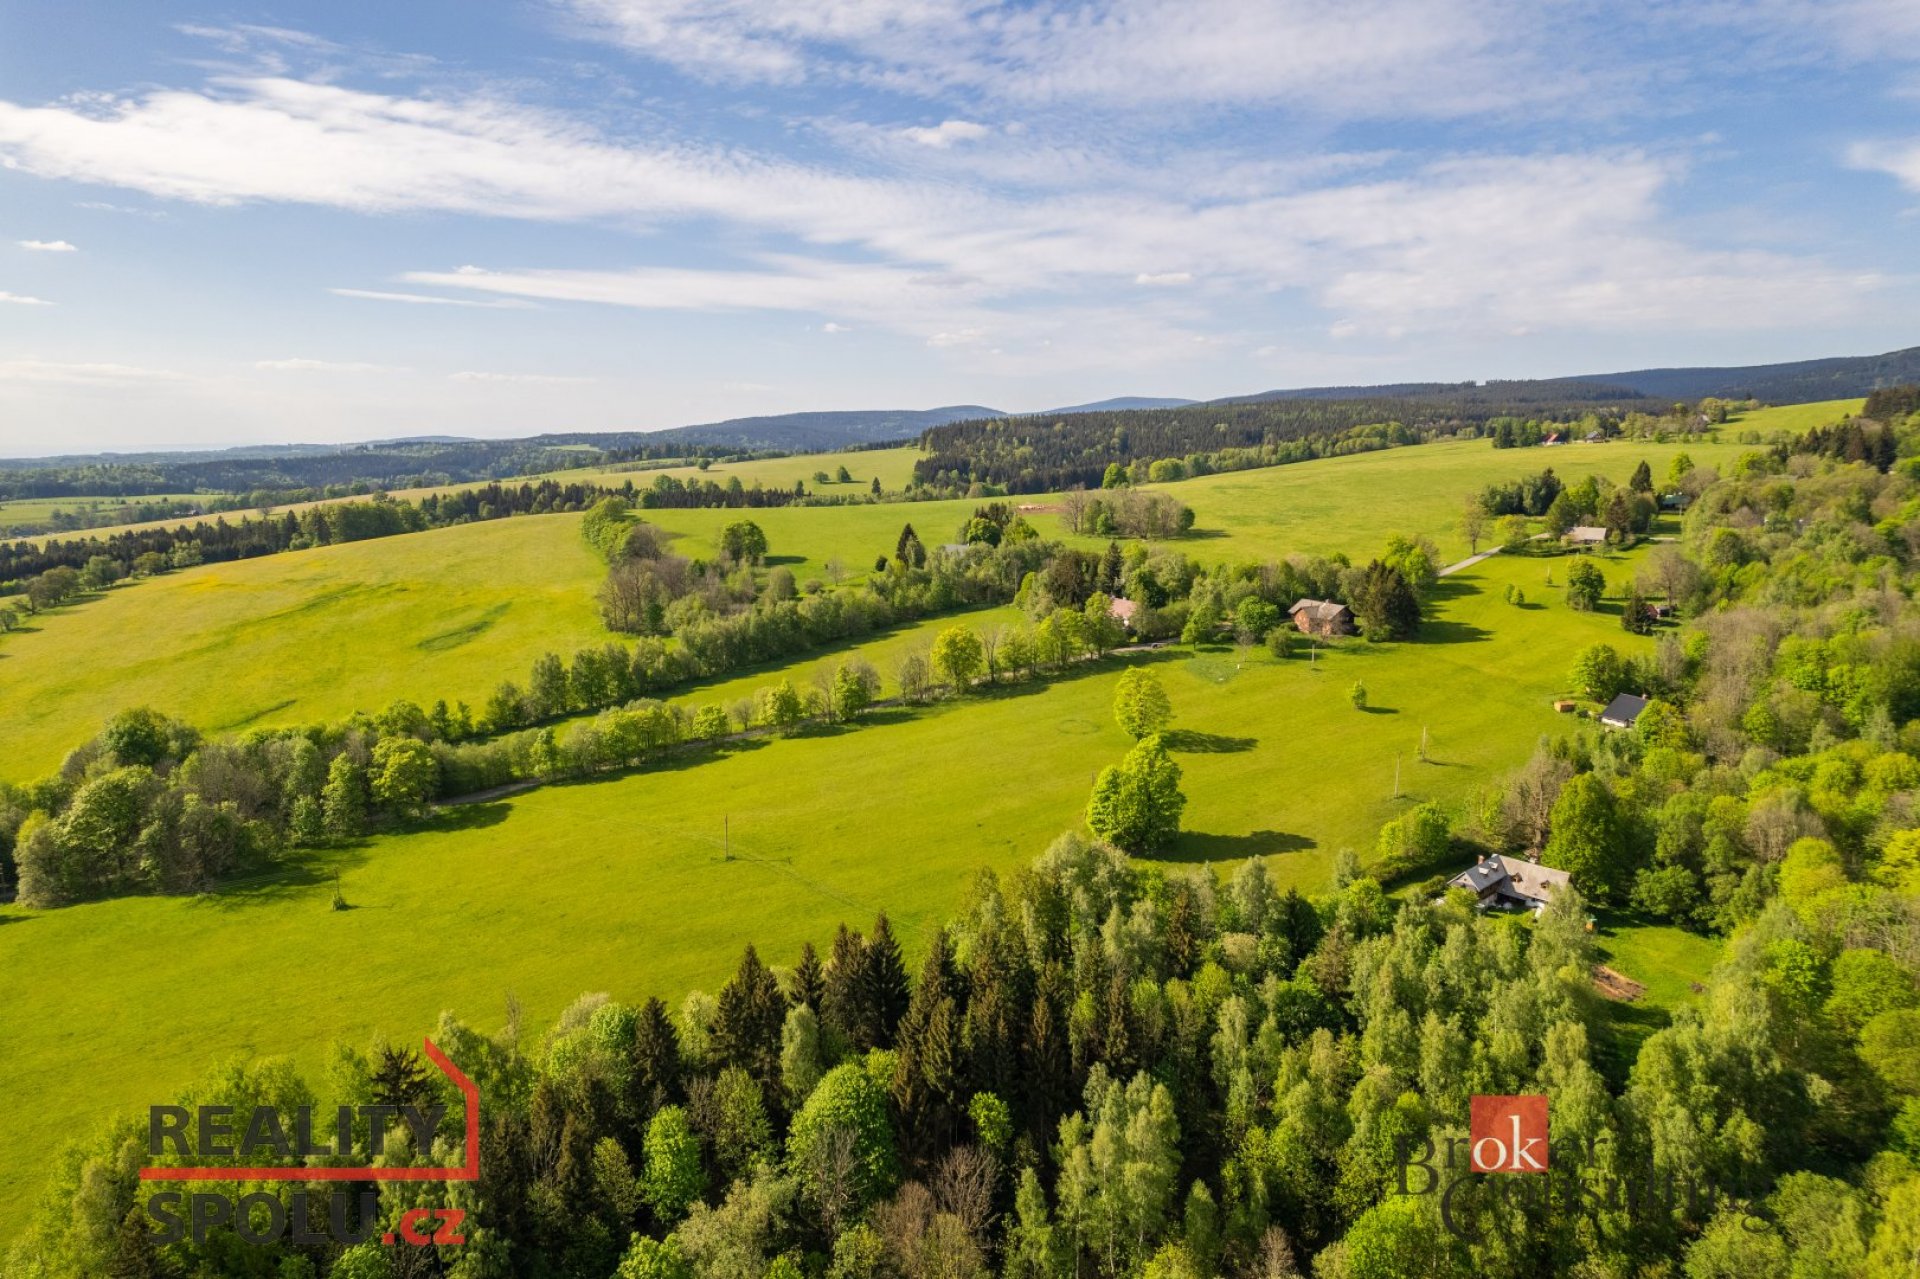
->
0, 515, 610, 779
0, 542, 1668, 1230
1722, 397, 1864, 435
3, 437, 1749, 779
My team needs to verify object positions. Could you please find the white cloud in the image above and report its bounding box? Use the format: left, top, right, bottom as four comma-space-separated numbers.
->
560, 0, 1613, 118
0, 360, 183, 384
1849, 138, 1920, 192
1134, 271, 1191, 286
900, 120, 988, 147
0, 291, 52, 305
253, 357, 399, 373
17, 239, 76, 252
448, 370, 593, 384
821, 321, 850, 332
926, 327, 986, 347
328, 286, 537, 309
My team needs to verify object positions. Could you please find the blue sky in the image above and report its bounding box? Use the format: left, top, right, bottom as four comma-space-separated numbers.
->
1, 0, 1918, 452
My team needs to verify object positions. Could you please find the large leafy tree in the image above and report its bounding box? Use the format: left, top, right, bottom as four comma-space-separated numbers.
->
719, 520, 768, 565
1113, 668, 1174, 739
1087, 735, 1187, 853
1544, 772, 1630, 902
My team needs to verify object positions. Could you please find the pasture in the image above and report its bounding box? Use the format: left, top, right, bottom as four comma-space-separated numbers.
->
1722, 397, 1864, 436
0, 515, 610, 780
0, 437, 1753, 780
0, 542, 1666, 1231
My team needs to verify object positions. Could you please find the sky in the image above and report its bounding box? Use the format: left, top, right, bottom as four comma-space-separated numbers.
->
1, 1, 1918, 454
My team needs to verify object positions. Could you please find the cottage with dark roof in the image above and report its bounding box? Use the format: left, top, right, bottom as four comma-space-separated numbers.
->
1445, 854, 1572, 914
1599, 692, 1649, 729
1288, 598, 1355, 638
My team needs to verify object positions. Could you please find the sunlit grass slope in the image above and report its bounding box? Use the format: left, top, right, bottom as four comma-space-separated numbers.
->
0, 542, 1662, 1230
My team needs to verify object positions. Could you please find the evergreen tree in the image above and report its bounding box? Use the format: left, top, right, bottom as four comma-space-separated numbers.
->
790, 940, 826, 1013
822, 923, 866, 1048
1629, 459, 1654, 492
895, 523, 926, 568
1348, 560, 1422, 641
713, 945, 788, 1098
631, 996, 684, 1121
1101, 540, 1125, 593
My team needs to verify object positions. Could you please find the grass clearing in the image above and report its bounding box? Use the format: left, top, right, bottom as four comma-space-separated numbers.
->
0, 543, 1666, 1231
1722, 398, 1864, 436
0, 515, 610, 779
1589, 913, 1726, 1083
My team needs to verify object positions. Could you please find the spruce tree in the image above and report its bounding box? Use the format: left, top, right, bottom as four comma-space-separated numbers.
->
856, 913, 912, 1049
631, 996, 684, 1121
712, 945, 786, 1095
790, 940, 826, 1013
822, 923, 866, 1048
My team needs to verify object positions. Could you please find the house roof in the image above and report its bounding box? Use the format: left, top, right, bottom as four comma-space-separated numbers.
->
1600, 692, 1650, 726
1287, 598, 1351, 621
1447, 854, 1571, 907
1567, 525, 1608, 543
1108, 598, 1138, 623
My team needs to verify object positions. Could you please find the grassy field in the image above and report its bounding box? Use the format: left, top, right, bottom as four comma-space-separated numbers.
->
0, 515, 611, 779
1722, 397, 1863, 436
0, 437, 1753, 780
0, 492, 212, 532
0, 542, 1665, 1230
537, 444, 923, 494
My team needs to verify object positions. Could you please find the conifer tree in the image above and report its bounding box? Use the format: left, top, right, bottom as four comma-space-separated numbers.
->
631, 996, 684, 1121
790, 940, 826, 1013
713, 945, 787, 1097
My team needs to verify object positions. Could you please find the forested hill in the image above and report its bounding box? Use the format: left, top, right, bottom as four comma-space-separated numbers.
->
1223, 344, 1920, 407
912, 386, 1657, 493
0, 409, 996, 501
639, 405, 999, 450
1569, 343, 1920, 403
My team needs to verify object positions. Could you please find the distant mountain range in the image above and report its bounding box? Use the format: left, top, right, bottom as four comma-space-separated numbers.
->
1218, 344, 1920, 413
3, 344, 1913, 475
640, 405, 1000, 451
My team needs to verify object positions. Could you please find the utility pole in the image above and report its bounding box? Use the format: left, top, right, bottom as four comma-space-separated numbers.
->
724, 813, 730, 861
1393, 755, 1401, 798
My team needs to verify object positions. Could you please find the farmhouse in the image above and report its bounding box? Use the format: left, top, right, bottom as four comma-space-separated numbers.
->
1288, 598, 1355, 637
1600, 692, 1649, 729
1108, 597, 1139, 632
1566, 525, 1608, 548
1445, 854, 1572, 914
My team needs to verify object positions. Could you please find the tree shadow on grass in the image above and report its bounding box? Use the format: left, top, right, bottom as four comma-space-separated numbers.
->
192, 842, 378, 912
1592, 1000, 1670, 1089
1162, 729, 1257, 753
1157, 830, 1316, 863
763, 554, 808, 567
1413, 617, 1494, 645
1357, 705, 1399, 715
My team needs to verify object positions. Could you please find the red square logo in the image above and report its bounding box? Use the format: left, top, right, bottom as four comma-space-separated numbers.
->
1469, 1095, 1549, 1172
